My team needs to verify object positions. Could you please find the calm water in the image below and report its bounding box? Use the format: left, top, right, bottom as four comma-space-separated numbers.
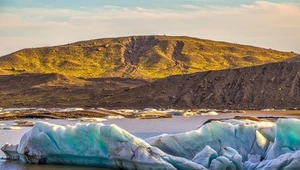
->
0, 113, 298, 169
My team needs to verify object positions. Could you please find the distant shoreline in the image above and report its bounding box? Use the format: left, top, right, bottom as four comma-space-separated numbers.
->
1, 107, 300, 121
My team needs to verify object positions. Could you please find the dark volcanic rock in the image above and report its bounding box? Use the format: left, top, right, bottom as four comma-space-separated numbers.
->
101, 61, 300, 110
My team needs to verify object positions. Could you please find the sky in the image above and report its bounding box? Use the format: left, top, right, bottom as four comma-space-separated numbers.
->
0, 0, 299, 56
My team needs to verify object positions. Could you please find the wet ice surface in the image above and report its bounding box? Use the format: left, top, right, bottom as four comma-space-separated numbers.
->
1, 113, 299, 170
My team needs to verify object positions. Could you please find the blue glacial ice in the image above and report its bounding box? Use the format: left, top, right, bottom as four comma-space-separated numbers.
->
2, 118, 300, 169
1, 122, 206, 170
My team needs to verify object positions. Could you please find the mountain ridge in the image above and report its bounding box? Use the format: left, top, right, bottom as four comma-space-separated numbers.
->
0, 35, 297, 81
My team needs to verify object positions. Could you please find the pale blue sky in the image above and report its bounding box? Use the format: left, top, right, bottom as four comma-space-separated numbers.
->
1, 0, 299, 9
0, 0, 299, 55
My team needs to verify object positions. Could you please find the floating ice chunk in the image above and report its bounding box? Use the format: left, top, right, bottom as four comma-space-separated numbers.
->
66, 118, 77, 121
0, 126, 21, 130
116, 109, 139, 113
261, 108, 275, 111
192, 145, 217, 168
167, 111, 185, 116
3, 108, 35, 112
163, 109, 184, 114
143, 108, 158, 112
182, 111, 196, 117
13, 120, 35, 127
36, 108, 47, 112
58, 108, 84, 112
163, 109, 189, 116
80, 117, 107, 122
137, 111, 172, 119
201, 111, 219, 116
104, 115, 124, 119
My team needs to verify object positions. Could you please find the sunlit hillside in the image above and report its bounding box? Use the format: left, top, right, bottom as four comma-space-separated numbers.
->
0, 35, 297, 80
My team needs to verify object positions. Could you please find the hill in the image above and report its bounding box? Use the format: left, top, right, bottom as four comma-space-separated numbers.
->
1, 60, 300, 109
0, 35, 297, 80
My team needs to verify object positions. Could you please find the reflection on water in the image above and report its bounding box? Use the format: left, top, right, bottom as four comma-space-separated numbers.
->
0, 160, 113, 170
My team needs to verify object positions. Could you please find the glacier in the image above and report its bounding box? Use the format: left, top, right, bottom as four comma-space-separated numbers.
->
2, 118, 300, 169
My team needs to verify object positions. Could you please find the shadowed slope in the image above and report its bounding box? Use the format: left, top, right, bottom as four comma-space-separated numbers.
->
100, 60, 300, 110
0, 73, 147, 107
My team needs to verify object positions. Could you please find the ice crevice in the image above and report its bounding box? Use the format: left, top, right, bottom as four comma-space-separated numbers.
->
2, 118, 300, 169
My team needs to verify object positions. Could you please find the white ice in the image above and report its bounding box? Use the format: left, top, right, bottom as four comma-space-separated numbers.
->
200, 111, 219, 116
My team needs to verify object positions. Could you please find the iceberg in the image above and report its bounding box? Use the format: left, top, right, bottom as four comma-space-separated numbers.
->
1, 122, 206, 170
2, 118, 300, 169
147, 119, 274, 161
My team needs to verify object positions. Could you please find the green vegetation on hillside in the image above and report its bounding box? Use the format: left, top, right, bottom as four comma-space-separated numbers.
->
0, 36, 297, 80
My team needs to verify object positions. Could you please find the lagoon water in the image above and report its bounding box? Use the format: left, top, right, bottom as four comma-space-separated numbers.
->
0, 112, 299, 170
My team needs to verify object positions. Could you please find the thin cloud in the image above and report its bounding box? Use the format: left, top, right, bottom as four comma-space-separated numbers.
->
180, 4, 203, 10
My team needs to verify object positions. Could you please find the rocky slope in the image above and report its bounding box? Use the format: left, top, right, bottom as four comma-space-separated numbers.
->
99, 60, 300, 110
0, 35, 297, 81
0, 73, 147, 107
1, 60, 300, 109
